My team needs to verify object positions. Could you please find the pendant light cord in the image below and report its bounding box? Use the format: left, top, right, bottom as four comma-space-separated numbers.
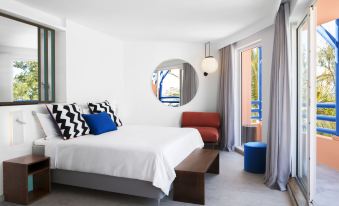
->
205, 42, 211, 58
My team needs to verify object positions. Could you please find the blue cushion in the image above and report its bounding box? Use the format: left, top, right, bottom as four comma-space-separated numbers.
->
82, 112, 117, 135
244, 142, 267, 174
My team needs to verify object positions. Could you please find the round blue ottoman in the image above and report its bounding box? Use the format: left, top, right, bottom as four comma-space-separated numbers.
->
244, 142, 267, 174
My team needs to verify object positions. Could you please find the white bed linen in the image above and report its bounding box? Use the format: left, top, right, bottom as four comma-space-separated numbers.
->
42, 125, 204, 195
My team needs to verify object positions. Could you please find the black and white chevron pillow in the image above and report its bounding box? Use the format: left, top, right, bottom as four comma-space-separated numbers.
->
88, 100, 123, 127
47, 103, 90, 140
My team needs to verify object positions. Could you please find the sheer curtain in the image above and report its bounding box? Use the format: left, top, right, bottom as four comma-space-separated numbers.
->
218, 45, 235, 151
264, 3, 291, 191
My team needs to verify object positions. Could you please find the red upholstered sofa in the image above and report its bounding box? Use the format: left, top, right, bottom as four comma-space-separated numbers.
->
181, 112, 221, 147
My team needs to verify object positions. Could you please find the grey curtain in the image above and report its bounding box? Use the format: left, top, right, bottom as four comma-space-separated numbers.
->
218, 45, 235, 151
181, 63, 197, 105
264, 3, 291, 191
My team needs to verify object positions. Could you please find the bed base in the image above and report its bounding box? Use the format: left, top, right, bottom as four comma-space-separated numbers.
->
32, 145, 165, 205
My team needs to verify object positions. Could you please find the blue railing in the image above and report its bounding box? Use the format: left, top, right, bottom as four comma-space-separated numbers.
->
160, 96, 179, 104
251, 100, 262, 120
316, 103, 336, 135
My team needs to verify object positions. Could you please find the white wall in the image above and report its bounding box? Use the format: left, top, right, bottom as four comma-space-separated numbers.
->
65, 20, 125, 106
214, 25, 275, 144
122, 41, 219, 126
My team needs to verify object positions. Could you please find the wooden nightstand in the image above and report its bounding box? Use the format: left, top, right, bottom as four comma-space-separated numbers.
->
3, 155, 50, 205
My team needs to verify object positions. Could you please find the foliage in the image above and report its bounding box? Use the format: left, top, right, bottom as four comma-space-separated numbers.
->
13, 61, 39, 101
251, 48, 259, 102
316, 44, 336, 133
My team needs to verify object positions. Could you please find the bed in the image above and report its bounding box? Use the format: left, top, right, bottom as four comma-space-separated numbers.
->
32, 125, 204, 204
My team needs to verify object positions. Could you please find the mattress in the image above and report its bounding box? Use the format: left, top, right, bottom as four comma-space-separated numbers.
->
34, 125, 204, 195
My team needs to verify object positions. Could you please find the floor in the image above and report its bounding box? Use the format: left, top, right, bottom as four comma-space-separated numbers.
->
314, 164, 339, 206
1, 152, 291, 206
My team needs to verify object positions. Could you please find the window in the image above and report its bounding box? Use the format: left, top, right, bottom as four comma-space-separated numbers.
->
0, 13, 55, 105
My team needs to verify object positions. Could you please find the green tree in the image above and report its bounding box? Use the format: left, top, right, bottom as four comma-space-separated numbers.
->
316, 44, 336, 132
13, 60, 39, 101
251, 48, 259, 111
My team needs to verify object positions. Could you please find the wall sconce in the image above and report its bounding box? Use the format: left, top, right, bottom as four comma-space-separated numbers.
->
9, 111, 25, 145
201, 42, 218, 76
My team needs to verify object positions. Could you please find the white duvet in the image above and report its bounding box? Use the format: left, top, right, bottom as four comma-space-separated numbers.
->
42, 125, 204, 195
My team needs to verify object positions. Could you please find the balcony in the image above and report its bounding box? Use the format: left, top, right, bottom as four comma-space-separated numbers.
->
316, 102, 339, 205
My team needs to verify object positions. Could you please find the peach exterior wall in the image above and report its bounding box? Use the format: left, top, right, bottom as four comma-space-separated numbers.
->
252, 122, 262, 141
317, 135, 339, 171
317, 0, 339, 25
241, 50, 252, 126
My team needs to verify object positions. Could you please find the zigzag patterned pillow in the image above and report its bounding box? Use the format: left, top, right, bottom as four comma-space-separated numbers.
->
47, 103, 90, 140
87, 100, 123, 127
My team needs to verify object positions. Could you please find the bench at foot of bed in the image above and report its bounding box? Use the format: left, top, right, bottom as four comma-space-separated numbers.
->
173, 149, 219, 205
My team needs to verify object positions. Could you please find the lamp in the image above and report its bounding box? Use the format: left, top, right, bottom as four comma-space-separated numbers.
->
201, 42, 218, 76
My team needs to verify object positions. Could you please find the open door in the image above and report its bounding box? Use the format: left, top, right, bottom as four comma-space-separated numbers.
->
296, 5, 317, 204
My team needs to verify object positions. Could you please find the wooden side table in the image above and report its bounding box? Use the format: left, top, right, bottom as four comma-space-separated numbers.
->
3, 155, 50, 204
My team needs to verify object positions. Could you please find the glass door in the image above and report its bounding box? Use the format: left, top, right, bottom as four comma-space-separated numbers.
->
297, 5, 317, 203
297, 14, 310, 193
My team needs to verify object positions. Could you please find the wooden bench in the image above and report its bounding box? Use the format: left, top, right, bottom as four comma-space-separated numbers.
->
173, 149, 219, 205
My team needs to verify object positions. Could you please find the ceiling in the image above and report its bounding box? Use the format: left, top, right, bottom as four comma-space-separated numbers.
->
16, 0, 279, 42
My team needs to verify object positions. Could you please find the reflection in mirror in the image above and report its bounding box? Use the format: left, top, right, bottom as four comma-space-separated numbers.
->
0, 14, 55, 105
0, 16, 38, 102
152, 59, 198, 107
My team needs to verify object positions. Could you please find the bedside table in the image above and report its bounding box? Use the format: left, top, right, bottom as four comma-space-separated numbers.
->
3, 155, 50, 204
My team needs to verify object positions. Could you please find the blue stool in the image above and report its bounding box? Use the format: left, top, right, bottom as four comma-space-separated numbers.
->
244, 142, 267, 174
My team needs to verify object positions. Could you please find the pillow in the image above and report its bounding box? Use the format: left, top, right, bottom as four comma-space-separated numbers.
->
82, 112, 117, 135
46, 103, 90, 140
82, 107, 91, 114
35, 112, 61, 138
87, 100, 123, 127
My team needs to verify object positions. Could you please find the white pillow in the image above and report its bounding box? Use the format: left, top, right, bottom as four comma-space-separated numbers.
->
36, 112, 61, 138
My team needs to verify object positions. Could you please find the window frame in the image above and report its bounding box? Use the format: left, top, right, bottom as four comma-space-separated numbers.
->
0, 12, 55, 106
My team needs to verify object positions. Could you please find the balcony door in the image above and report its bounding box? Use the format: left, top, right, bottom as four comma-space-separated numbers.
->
297, 6, 317, 203
240, 46, 263, 144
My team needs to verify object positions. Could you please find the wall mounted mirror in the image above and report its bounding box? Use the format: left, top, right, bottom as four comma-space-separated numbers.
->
151, 59, 198, 107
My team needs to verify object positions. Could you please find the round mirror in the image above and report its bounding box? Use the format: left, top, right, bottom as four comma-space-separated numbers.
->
151, 59, 198, 107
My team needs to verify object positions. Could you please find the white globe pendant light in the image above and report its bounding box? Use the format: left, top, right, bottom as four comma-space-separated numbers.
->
201, 42, 218, 76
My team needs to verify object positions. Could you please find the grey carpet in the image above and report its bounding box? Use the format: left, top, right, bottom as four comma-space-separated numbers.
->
314, 164, 339, 206
0, 152, 291, 206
